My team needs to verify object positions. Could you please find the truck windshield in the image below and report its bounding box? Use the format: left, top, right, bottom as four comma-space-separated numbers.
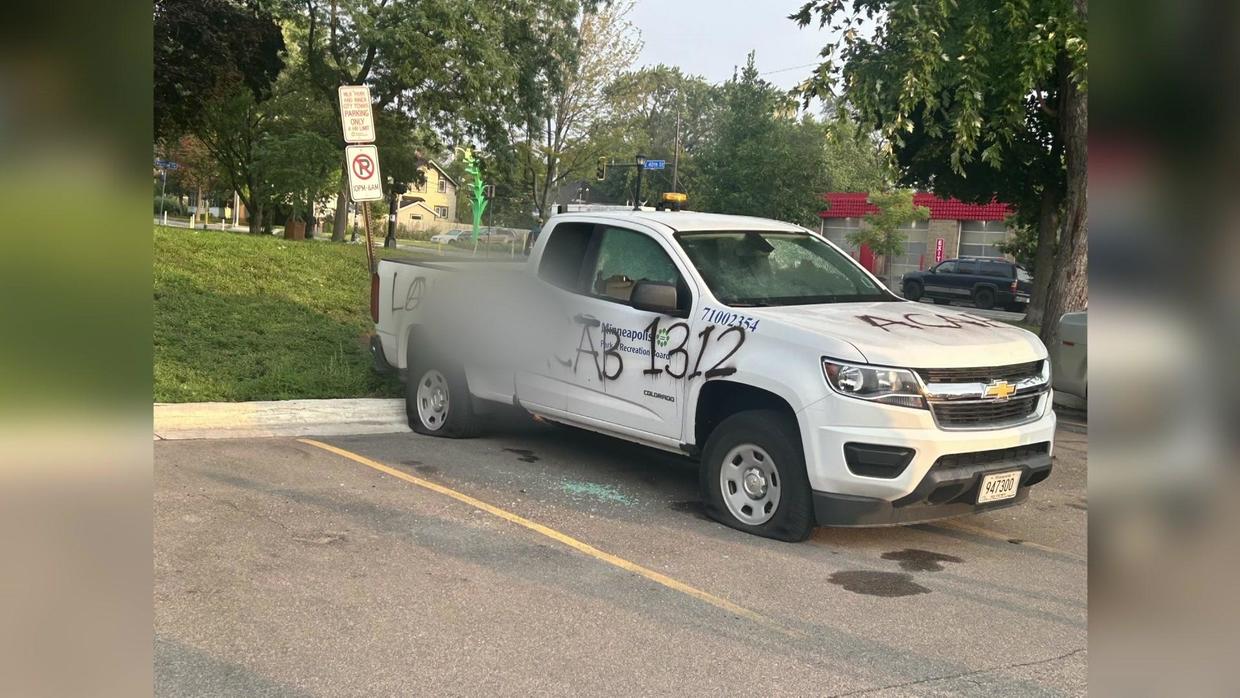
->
677, 230, 895, 306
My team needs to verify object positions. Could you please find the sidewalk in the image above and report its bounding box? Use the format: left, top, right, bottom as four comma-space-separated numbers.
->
154, 398, 409, 440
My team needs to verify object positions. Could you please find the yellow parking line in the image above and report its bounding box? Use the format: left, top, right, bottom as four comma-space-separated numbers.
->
298, 438, 776, 628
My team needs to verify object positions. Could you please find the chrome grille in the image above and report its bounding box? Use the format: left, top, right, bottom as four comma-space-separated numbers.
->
930, 395, 1040, 428
916, 361, 1042, 385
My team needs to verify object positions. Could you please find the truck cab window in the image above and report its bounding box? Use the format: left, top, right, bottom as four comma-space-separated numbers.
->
536, 223, 593, 291
589, 226, 681, 303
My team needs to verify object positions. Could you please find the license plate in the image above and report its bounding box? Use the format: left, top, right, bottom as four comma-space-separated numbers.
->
977, 471, 1021, 504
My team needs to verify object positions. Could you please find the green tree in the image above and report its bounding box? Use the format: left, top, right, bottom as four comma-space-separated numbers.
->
288, 0, 588, 240
696, 54, 830, 226
849, 190, 930, 285
592, 65, 720, 205
193, 88, 274, 233
793, 0, 1087, 339
516, 0, 643, 221
154, 0, 284, 139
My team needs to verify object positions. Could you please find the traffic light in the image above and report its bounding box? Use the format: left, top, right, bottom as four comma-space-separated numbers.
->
596, 156, 607, 181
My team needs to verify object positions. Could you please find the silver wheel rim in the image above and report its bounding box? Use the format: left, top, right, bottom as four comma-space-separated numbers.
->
719, 444, 781, 525
415, 370, 450, 431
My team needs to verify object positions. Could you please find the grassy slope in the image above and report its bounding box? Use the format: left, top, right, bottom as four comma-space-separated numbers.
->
154, 226, 403, 402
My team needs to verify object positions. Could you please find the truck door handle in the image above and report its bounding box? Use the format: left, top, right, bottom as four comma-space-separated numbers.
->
574, 314, 600, 327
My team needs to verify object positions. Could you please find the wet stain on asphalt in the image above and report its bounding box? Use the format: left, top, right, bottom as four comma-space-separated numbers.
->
401, 459, 421, 467
881, 549, 964, 572
829, 571, 930, 597
503, 448, 540, 463
292, 532, 347, 545
669, 499, 710, 521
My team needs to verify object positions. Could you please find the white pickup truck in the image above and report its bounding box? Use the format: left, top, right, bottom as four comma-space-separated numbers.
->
370, 211, 1055, 541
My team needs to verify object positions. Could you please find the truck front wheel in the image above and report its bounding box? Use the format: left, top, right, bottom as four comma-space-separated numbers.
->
700, 410, 814, 542
406, 341, 479, 438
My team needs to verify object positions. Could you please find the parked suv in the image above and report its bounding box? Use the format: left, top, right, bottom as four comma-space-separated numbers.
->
901, 257, 1032, 311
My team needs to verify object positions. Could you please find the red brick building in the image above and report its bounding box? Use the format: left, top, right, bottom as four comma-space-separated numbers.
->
819, 192, 1015, 281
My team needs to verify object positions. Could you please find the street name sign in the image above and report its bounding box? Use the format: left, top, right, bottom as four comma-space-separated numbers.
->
338, 85, 376, 143
643, 159, 666, 170
346, 145, 383, 202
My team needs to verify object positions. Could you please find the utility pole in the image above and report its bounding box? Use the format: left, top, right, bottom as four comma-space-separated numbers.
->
633, 154, 647, 211
159, 168, 168, 223
672, 99, 682, 192
385, 177, 405, 248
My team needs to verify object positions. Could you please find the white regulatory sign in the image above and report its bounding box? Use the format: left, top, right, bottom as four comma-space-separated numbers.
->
345, 145, 383, 202
337, 85, 375, 143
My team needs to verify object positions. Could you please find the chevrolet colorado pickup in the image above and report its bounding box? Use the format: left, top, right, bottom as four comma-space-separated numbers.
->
370, 211, 1055, 541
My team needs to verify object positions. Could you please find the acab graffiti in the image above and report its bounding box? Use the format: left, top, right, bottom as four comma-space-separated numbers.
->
857, 311, 1007, 332
558, 314, 746, 383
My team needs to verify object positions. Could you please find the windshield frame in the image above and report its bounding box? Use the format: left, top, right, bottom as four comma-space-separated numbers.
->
672, 228, 901, 307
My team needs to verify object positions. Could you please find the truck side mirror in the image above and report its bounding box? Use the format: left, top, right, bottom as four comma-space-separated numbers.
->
631, 281, 679, 315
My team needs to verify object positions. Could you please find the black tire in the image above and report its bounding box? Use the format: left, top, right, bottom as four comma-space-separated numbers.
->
405, 336, 480, 438
932, 298, 951, 305
700, 410, 814, 542
902, 280, 923, 301
973, 287, 996, 310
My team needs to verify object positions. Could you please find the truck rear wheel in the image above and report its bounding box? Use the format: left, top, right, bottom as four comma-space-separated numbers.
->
700, 410, 814, 542
406, 340, 479, 438
973, 286, 995, 310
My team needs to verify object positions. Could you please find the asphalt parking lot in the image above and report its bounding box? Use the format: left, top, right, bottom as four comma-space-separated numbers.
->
155, 414, 1087, 697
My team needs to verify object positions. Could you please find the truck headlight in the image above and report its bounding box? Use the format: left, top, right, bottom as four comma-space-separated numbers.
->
822, 359, 927, 409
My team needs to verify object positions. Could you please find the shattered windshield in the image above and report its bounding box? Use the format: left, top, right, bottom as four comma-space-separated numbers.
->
676, 230, 896, 306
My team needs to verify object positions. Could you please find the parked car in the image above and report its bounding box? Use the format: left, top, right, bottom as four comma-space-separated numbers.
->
429, 230, 471, 245
476, 228, 516, 244
1049, 310, 1087, 399
371, 211, 1056, 541
901, 257, 1033, 311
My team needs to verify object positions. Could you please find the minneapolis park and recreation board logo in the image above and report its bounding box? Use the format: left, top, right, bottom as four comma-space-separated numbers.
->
656, 328, 670, 348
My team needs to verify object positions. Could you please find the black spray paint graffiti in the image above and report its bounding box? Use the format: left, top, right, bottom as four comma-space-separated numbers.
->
857, 311, 1006, 332
558, 314, 746, 383
390, 273, 429, 312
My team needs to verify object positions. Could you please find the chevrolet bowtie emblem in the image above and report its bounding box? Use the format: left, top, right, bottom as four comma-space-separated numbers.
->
984, 380, 1016, 400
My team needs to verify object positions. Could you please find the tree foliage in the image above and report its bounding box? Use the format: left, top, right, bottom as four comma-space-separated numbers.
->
516, 0, 643, 220
592, 65, 720, 205
153, 0, 284, 138
290, 0, 589, 238
852, 189, 929, 259
793, 0, 1088, 335
696, 54, 884, 227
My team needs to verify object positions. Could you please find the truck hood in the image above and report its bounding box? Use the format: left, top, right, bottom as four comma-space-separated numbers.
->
749, 301, 1046, 368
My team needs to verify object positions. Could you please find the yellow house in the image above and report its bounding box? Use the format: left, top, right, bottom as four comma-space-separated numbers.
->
395, 160, 458, 233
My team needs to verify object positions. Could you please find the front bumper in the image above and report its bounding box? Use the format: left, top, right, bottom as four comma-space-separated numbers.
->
799, 393, 1056, 526
812, 445, 1052, 526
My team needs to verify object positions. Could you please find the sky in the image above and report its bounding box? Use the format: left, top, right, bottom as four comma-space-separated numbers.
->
627, 0, 835, 91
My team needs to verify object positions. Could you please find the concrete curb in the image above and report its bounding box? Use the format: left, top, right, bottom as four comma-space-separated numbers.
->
154, 398, 410, 440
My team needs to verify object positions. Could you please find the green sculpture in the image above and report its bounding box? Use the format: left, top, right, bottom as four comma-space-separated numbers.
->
457, 146, 488, 248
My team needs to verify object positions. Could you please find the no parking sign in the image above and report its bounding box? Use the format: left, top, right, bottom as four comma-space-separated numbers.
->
346, 145, 383, 202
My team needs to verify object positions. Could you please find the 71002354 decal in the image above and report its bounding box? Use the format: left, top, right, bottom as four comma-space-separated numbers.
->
700, 306, 760, 333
